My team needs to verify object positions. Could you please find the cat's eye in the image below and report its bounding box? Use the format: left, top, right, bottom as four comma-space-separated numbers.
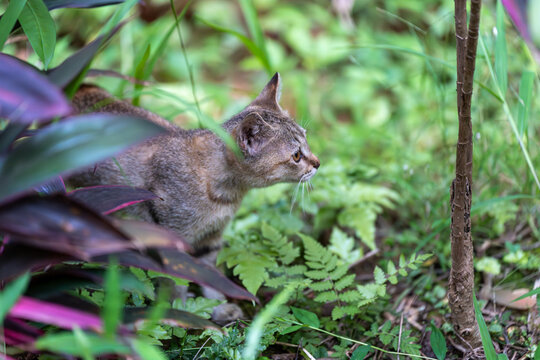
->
292, 150, 302, 162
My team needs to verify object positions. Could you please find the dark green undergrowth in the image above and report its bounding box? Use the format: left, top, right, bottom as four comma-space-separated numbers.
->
1, 0, 539, 359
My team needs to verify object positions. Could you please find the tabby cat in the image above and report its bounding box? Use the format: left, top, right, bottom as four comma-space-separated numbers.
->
69, 73, 320, 321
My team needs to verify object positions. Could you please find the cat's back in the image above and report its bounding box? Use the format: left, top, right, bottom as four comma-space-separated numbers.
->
72, 85, 179, 133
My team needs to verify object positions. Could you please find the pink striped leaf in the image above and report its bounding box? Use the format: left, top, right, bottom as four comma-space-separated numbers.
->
9, 297, 102, 332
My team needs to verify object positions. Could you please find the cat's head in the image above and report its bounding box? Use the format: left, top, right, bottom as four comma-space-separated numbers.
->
226, 73, 320, 188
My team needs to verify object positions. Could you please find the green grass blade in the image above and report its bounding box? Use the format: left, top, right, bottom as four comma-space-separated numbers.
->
238, 0, 272, 73
511, 287, 540, 302
0, 272, 30, 324
132, 44, 151, 106
243, 284, 296, 360
170, 3, 242, 158
131, 339, 167, 360
479, 36, 540, 192
495, 0, 508, 95
72, 326, 95, 360
196, 16, 270, 73
64, 0, 137, 96
0, 0, 28, 50
132, 0, 191, 105
102, 258, 123, 339
517, 71, 534, 138
18, 0, 56, 69
473, 294, 498, 360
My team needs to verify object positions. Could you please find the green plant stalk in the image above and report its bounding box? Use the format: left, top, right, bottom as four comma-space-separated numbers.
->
169, 0, 242, 158
479, 36, 540, 192
243, 285, 296, 360
276, 318, 437, 360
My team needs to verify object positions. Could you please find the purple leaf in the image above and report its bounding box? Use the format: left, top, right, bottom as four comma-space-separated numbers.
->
3, 317, 43, 345
112, 220, 191, 252
67, 185, 158, 215
0, 243, 75, 282
94, 250, 257, 302
9, 297, 102, 332
0, 195, 134, 260
502, 0, 530, 41
45, 0, 125, 10
158, 249, 258, 302
35, 176, 66, 195
0, 54, 71, 123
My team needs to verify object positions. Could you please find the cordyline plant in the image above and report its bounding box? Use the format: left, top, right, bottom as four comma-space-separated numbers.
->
0, 1, 255, 358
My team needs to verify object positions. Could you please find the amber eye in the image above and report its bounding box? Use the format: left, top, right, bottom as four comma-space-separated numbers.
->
292, 150, 302, 162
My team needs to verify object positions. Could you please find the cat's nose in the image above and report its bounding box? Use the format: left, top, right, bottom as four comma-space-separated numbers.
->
311, 155, 320, 169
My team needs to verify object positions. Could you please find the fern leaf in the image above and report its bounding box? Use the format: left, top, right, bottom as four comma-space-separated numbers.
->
334, 274, 355, 290
374, 266, 385, 285
305, 269, 328, 280
285, 265, 307, 275
310, 280, 333, 291
337, 206, 377, 250
314, 290, 339, 303
329, 264, 348, 280
339, 290, 362, 302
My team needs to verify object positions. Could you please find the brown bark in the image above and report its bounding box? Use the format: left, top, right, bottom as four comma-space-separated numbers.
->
448, 0, 482, 350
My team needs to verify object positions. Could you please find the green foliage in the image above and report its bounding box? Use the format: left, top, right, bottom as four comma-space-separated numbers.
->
19, 0, 56, 69
0, 272, 30, 324
429, 323, 447, 360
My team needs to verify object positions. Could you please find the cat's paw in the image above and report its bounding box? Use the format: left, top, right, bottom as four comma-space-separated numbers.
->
211, 303, 244, 325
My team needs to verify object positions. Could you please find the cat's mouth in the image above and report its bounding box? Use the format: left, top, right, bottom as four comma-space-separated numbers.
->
300, 169, 317, 182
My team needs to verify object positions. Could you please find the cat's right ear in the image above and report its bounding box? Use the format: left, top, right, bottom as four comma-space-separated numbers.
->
249, 73, 282, 111
236, 113, 269, 156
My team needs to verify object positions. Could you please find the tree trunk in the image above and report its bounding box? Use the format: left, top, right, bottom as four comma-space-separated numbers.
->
448, 0, 483, 350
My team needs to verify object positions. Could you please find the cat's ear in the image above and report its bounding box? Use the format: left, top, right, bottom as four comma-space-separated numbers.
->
237, 112, 270, 156
250, 73, 282, 111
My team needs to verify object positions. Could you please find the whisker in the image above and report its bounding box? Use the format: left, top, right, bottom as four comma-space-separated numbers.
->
301, 182, 305, 213
290, 178, 302, 213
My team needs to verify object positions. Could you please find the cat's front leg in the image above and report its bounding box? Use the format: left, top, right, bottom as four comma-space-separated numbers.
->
196, 247, 245, 325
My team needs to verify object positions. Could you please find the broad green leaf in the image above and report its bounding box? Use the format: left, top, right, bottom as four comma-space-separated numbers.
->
0, 0, 28, 50
72, 326, 93, 360
473, 294, 498, 360
131, 339, 169, 360
281, 325, 302, 335
0, 272, 30, 324
429, 323, 447, 360
351, 345, 371, 360
18, 0, 56, 69
0, 114, 165, 201
291, 306, 320, 328
495, 0, 508, 95
36, 332, 130, 355
517, 71, 534, 138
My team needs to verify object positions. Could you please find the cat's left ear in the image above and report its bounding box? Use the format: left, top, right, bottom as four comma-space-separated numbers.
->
250, 73, 282, 111
236, 112, 270, 156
